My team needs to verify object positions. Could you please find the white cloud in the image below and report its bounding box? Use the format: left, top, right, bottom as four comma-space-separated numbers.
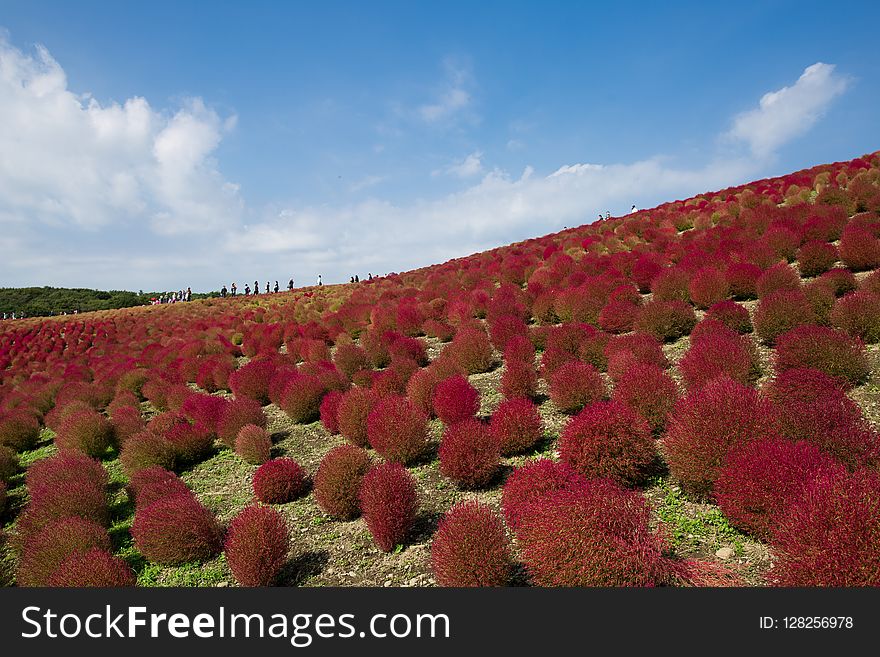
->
726, 62, 851, 158
418, 59, 473, 124
434, 151, 484, 178
0, 36, 242, 236
349, 174, 386, 193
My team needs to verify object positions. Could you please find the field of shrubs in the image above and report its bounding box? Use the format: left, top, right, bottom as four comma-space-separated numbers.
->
1, 151, 879, 587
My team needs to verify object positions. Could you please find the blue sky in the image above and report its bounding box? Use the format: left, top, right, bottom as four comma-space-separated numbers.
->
0, 0, 878, 292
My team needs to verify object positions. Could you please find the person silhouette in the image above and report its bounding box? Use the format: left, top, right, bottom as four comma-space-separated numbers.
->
274, 281, 279, 293
245, 284, 250, 296
254, 281, 259, 295
318, 274, 322, 286
231, 282, 237, 296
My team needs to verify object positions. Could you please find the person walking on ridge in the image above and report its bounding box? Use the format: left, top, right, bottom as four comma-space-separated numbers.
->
288, 278, 294, 291
231, 282, 237, 296
221, 285, 227, 298
274, 281, 279, 293
244, 284, 250, 296
254, 281, 259, 295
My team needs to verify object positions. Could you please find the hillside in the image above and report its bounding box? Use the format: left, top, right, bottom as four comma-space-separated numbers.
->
1, 150, 879, 588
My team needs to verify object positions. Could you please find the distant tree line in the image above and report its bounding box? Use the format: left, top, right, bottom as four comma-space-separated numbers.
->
0, 287, 218, 318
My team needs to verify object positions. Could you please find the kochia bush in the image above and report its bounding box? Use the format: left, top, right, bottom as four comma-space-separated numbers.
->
490, 397, 543, 456
217, 398, 267, 448
359, 462, 418, 552
830, 291, 880, 343
753, 290, 817, 344
17, 516, 111, 587
549, 361, 605, 414
45, 548, 137, 587
679, 331, 760, 390
224, 505, 290, 586
55, 408, 115, 457
131, 493, 223, 565
313, 445, 371, 520
611, 363, 678, 433
431, 501, 512, 587
235, 424, 272, 465
688, 267, 729, 309
703, 300, 752, 334
438, 418, 500, 489
500, 360, 538, 400
797, 240, 839, 278
774, 325, 869, 387
433, 375, 480, 425
634, 300, 696, 342
0, 411, 41, 452
366, 395, 430, 464
253, 457, 309, 504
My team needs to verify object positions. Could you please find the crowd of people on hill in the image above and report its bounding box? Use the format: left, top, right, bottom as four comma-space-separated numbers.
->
217, 273, 382, 298
150, 287, 192, 305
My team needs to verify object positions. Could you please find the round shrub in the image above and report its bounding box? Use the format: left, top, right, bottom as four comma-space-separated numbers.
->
549, 361, 605, 414
765, 225, 801, 261
704, 300, 752, 333
598, 299, 640, 334
26, 450, 107, 491
359, 462, 418, 552
839, 226, 880, 271
46, 548, 136, 587
753, 289, 817, 344
337, 387, 381, 447
433, 375, 480, 425
604, 333, 668, 379
120, 431, 176, 476
715, 437, 845, 541
319, 390, 344, 434
634, 300, 696, 342
131, 493, 223, 565
313, 445, 371, 520
366, 395, 430, 464
611, 362, 678, 433
438, 418, 500, 489
128, 465, 178, 501
500, 360, 538, 400
405, 367, 441, 418
539, 347, 578, 380
217, 397, 267, 448
278, 374, 325, 424
19, 465, 109, 540
765, 368, 878, 468
860, 269, 880, 296
0, 411, 41, 452
334, 344, 371, 379
109, 405, 145, 446
756, 262, 801, 298
662, 377, 781, 498
488, 315, 529, 352
558, 400, 656, 486
228, 359, 275, 405
688, 267, 729, 309
821, 267, 858, 296
17, 516, 111, 587
431, 501, 512, 587
503, 334, 535, 364
224, 505, 290, 586
132, 474, 192, 511
774, 325, 869, 387
448, 327, 494, 374
679, 331, 760, 390
490, 397, 543, 456
650, 267, 691, 302
253, 457, 308, 504
830, 291, 880, 343
797, 240, 839, 277
235, 424, 272, 465
0, 445, 19, 482
517, 482, 673, 587
726, 262, 762, 300
770, 469, 880, 586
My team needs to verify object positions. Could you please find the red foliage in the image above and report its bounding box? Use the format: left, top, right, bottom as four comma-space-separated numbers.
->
688, 268, 729, 309
488, 315, 529, 352
229, 359, 276, 405
715, 437, 845, 540
448, 327, 494, 374
120, 431, 176, 476
490, 397, 543, 456
604, 332, 668, 379
333, 344, 371, 379
774, 325, 869, 387
679, 330, 760, 390
0, 445, 17, 481
319, 389, 344, 434
165, 421, 213, 466
359, 462, 418, 552
438, 418, 500, 489
278, 374, 325, 424
366, 395, 430, 464
726, 262, 762, 300
830, 291, 880, 343
548, 361, 606, 413
662, 377, 781, 498
703, 300, 752, 333
433, 374, 480, 425
405, 367, 441, 418
611, 362, 678, 432
131, 492, 223, 565
517, 481, 673, 586
253, 457, 309, 504
109, 405, 145, 446
54, 407, 115, 457
634, 300, 696, 342
500, 359, 538, 400
235, 424, 272, 465
753, 289, 817, 344
839, 226, 880, 271
596, 299, 639, 334
337, 387, 382, 447
0, 410, 41, 452
217, 397, 267, 448
313, 445, 371, 519
431, 501, 512, 587
650, 267, 691, 302
770, 469, 880, 586
224, 505, 290, 586
797, 240, 839, 277
503, 334, 536, 363
45, 548, 136, 587
17, 516, 111, 587
180, 394, 229, 435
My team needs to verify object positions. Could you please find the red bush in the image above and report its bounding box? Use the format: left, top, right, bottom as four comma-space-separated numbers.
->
17, 516, 111, 587
423, 319, 455, 342
634, 300, 696, 342
405, 367, 441, 418
765, 225, 801, 261
131, 474, 191, 512
45, 548, 136, 587
766, 368, 878, 468
650, 267, 691, 302
0, 445, 20, 481
500, 360, 538, 400
337, 387, 381, 447
490, 397, 543, 456
431, 501, 512, 587
797, 240, 839, 277
604, 332, 668, 379
448, 327, 494, 374
611, 362, 678, 432
726, 262, 762, 300
770, 469, 880, 586
333, 344, 371, 379
229, 359, 276, 405
503, 334, 535, 364
517, 481, 673, 586
165, 421, 214, 466
366, 395, 430, 464
860, 269, 880, 296
539, 347, 578, 380
359, 462, 418, 552
753, 289, 817, 344
756, 262, 801, 299
224, 505, 290, 586
120, 431, 176, 476
662, 377, 781, 498
109, 405, 145, 446
278, 374, 325, 424
438, 418, 500, 489
488, 315, 529, 352
319, 390, 344, 434
433, 375, 480, 425
0, 410, 41, 452
715, 437, 845, 540
235, 424, 272, 465
131, 493, 223, 565
704, 300, 752, 333
313, 445, 371, 519
217, 397, 267, 448
679, 331, 760, 390
688, 268, 729, 309
830, 291, 880, 343
774, 325, 869, 387
253, 457, 309, 504
597, 299, 640, 334
839, 226, 880, 271
549, 361, 605, 414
